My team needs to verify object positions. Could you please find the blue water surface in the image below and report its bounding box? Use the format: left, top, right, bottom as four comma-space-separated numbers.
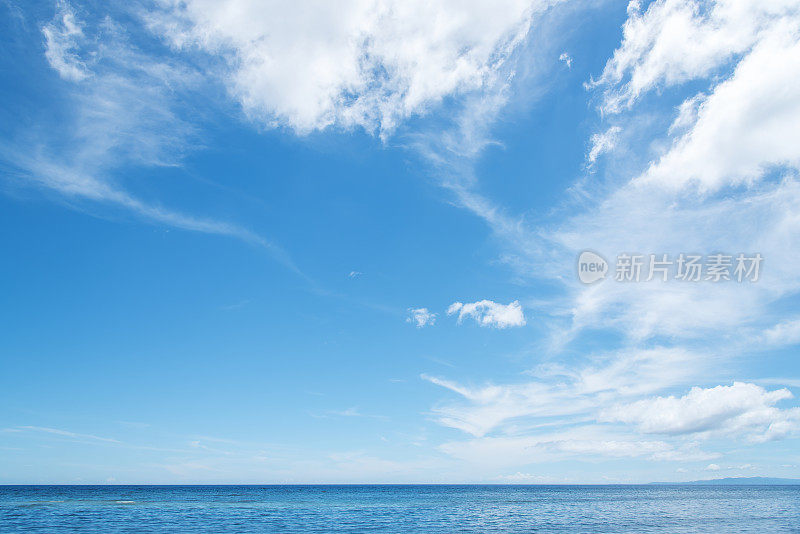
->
1, 485, 799, 533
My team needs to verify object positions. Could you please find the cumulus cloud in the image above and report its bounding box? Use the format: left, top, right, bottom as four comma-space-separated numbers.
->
601, 382, 800, 442
640, 20, 800, 191
592, 0, 799, 113
447, 299, 526, 328
150, 0, 555, 134
407, 307, 436, 328
585, 0, 800, 191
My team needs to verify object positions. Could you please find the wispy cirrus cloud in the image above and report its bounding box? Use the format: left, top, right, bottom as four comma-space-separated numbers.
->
438, 427, 719, 468
14, 425, 120, 444
423, 346, 702, 438
42, 0, 88, 81
2, 1, 300, 272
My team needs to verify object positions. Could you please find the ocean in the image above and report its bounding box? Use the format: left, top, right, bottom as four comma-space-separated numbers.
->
1, 485, 799, 532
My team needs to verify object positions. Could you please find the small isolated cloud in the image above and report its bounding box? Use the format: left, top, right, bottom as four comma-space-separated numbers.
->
447, 300, 525, 329
348, 271, 363, 279
558, 51, 572, 68
328, 407, 387, 420
407, 307, 436, 328
587, 125, 621, 165
705, 463, 721, 471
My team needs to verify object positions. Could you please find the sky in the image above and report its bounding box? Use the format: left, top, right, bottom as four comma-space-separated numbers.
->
1, 0, 800, 484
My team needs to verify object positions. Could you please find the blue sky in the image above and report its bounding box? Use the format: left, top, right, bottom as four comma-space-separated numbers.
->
2, 0, 800, 484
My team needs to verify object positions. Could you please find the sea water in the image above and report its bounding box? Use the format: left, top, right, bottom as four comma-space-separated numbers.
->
1, 484, 799, 533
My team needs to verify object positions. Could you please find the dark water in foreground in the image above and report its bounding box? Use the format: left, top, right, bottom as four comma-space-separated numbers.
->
1, 485, 799, 533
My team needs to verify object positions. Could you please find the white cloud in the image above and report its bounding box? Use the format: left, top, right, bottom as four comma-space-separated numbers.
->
424, 371, 799, 464
17, 426, 120, 444
403, 0, 800, 473
423, 347, 702, 437
592, 0, 799, 113
424, 373, 586, 437
150, 0, 557, 134
558, 51, 572, 68
3, 2, 301, 271
42, 0, 89, 81
732, 463, 755, 470
447, 299, 526, 328
438, 427, 718, 467
587, 125, 621, 165
537, 1, 800, 343
704, 463, 720, 471
762, 318, 800, 346
494, 471, 547, 482
18, 0, 800, 479
640, 19, 800, 191
584, 0, 800, 191
601, 382, 800, 442
397, 4, 800, 345
23, 0, 573, 280
668, 92, 705, 134
407, 307, 436, 328
549, 178, 800, 343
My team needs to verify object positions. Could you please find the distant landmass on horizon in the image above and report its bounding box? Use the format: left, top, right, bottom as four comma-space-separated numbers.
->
652, 477, 800, 486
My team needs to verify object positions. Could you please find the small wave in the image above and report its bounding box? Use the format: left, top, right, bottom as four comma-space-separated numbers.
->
115, 500, 136, 504
16, 500, 66, 508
